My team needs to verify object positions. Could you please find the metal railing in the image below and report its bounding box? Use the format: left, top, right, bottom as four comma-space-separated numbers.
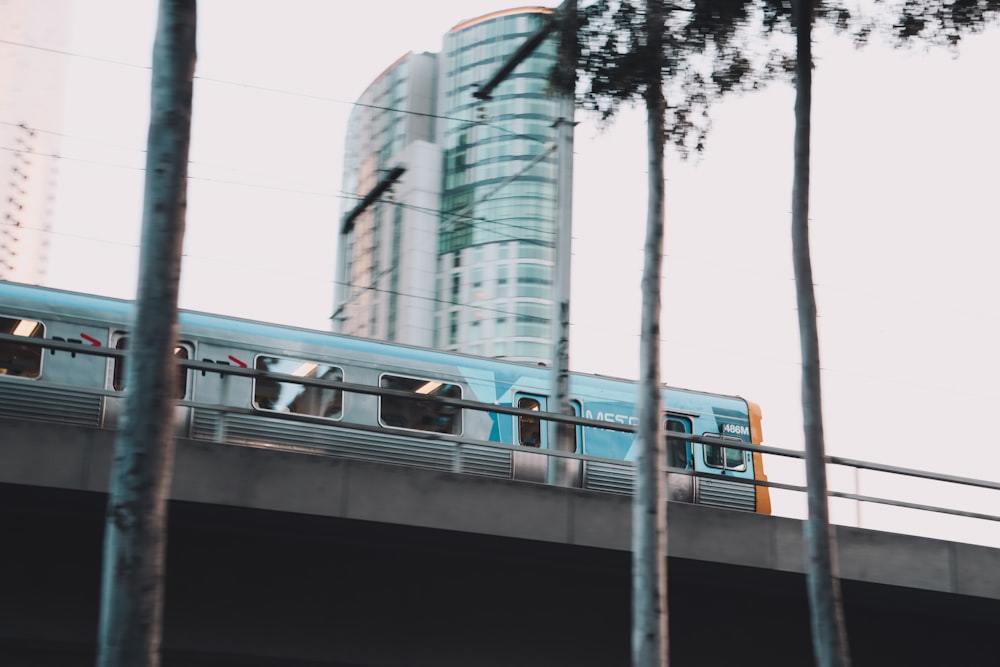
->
3, 332, 999, 528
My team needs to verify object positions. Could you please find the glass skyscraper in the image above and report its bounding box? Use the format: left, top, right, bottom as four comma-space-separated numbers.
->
335, 7, 563, 365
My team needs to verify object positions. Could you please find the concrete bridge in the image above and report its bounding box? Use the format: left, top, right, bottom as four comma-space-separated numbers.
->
3, 416, 1000, 666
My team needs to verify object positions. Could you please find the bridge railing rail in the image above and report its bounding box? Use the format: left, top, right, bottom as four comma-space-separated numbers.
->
3, 332, 998, 528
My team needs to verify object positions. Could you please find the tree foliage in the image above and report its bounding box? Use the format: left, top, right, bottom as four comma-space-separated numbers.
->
562, 4, 796, 666
572, 0, 792, 155
892, 0, 1000, 44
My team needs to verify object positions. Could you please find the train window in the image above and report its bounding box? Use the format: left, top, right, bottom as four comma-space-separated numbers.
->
379, 374, 462, 434
253, 356, 343, 419
0, 316, 44, 378
666, 418, 691, 469
518, 397, 541, 447
704, 434, 747, 472
113, 338, 190, 399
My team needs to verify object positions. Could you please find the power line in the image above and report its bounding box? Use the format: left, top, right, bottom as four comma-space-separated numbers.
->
2, 140, 558, 252
1, 138, 558, 241
0, 37, 149, 70
377, 197, 557, 244
0, 142, 339, 198
1, 119, 138, 152
330, 274, 557, 325
0, 38, 551, 146
1, 119, 340, 194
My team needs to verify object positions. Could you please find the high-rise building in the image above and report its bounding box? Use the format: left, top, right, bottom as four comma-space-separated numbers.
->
334, 6, 563, 365
0, 0, 71, 284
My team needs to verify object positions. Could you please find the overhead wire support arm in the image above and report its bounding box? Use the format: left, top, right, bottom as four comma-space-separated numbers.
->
340, 165, 406, 234
472, 1, 567, 100
471, 0, 578, 482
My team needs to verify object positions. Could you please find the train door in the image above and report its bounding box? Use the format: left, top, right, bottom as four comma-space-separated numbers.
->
511, 393, 581, 485
665, 417, 695, 503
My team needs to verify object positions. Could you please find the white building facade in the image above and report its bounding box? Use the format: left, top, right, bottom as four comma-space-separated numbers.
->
0, 0, 71, 284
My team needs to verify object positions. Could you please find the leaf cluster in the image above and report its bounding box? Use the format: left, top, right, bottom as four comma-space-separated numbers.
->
566, 0, 806, 155
554, 0, 998, 154
890, 0, 1000, 45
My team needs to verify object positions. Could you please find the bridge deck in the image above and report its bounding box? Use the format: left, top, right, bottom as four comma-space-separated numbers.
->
4, 415, 999, 601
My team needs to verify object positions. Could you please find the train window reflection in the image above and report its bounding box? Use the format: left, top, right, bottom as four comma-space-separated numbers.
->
704, 434, 747, 471
380, 374, 462, 434
254, 356, 343, 419
0, 316, 44, 378
666, 418, 691, 469
113, 338, 189, 399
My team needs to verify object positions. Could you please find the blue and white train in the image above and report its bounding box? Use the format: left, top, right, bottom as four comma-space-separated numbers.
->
0, 280, 770, 513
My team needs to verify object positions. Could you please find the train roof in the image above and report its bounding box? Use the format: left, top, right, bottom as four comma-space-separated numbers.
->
0, 280, 751, 408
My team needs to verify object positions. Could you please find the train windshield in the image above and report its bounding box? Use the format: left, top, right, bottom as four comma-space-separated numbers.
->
704, 434, 747, 471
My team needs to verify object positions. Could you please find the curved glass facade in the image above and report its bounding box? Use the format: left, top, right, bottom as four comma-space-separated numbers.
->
436, 8, 560, 363
334, 7, 565, 365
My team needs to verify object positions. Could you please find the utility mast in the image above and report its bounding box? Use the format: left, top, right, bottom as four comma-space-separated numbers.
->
475, 0, 577, 480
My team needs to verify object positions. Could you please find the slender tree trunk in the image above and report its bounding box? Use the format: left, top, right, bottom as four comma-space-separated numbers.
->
633, 1, 668, 665
791, 2, 850, 666
96, 2, 196, 666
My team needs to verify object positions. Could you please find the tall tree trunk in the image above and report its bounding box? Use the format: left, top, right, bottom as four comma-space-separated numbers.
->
791, 1, 850, 666
96, 2, 196, 666
633, 1, 668, 665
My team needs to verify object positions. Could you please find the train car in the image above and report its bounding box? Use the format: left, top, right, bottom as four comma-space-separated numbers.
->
0, 280, 770, 513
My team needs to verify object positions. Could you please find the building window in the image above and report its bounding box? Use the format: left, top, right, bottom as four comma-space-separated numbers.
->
513, 341, 549, 359
517, 263, 552, 298
449, 311, 459, 345
515, 302, 549, 338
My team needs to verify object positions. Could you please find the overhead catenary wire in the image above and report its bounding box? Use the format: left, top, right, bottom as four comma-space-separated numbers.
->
0, 37, 552, 147
1, 35, 568, 260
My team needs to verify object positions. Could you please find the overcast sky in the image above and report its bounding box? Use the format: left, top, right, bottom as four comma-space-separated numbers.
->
7, 1, 1000, 544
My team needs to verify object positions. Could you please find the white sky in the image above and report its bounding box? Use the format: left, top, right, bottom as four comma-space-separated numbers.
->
10, 1, 1000, 544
